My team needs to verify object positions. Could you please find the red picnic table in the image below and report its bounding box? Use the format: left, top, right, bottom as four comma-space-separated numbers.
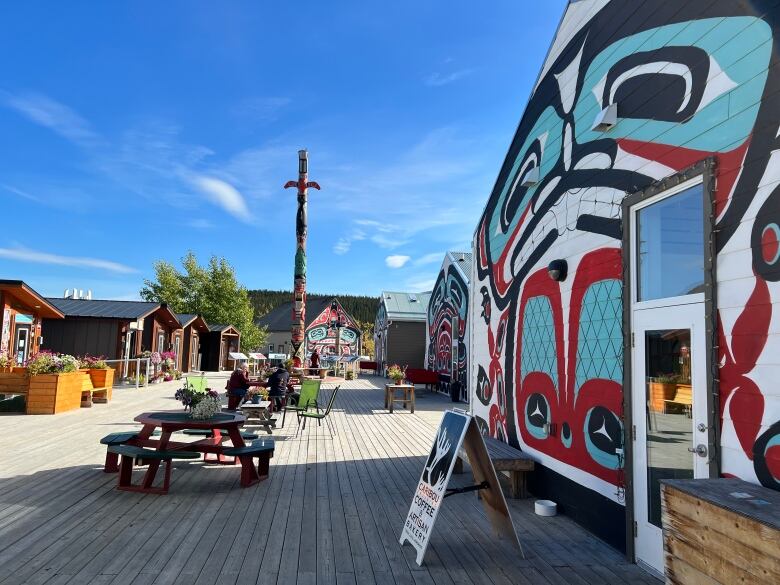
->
120, 410, 273, 492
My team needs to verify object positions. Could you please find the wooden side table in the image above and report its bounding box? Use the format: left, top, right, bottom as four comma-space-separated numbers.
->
385, 383, 415, 413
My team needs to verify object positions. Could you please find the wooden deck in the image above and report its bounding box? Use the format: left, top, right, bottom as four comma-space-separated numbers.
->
0, 376, 658, 585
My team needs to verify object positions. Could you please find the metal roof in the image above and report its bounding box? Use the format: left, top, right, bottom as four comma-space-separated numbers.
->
448, 251, 472, 281
380, 290, 432, 322
208, 323, 240, 334
176, 313, 199, 327
0, 280, 64, 318
45, 297, 160, 319
255, 297, 334, 332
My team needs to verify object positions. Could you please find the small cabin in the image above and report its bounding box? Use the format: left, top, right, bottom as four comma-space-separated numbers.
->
0, 280, 64, 364
201, 324, 241, 371
176, 314, 209, 373
42, 298, 183, 372
374, 291, 431, 372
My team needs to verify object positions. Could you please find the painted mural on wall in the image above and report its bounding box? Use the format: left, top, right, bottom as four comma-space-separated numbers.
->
426, 255, 469, 391
305, 300, 361, 356
471, 0, 780, 499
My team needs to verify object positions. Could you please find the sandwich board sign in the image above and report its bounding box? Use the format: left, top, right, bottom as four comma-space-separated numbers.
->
400, 409, 523, 565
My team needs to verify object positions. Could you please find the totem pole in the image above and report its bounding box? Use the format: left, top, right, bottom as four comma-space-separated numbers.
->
284, 150, 320, 368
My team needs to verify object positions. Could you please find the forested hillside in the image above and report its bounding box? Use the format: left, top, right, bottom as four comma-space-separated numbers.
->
248, 289, 379, 323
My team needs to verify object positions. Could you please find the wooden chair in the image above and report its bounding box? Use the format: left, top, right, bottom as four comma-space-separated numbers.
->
664, 385, 692, 417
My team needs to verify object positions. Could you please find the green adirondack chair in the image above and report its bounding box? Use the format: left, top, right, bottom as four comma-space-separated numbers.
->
187, 376, 208, 393
281, 379, 320, 428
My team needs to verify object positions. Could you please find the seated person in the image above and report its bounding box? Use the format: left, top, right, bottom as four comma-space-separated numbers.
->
265, 363, 291, 410
225, 364, 261, 410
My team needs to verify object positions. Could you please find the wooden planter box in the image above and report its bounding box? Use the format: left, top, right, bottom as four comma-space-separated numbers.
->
89, 368, 115, 403
26, 371, 88, 415
662, 478, 780, 584
0, 371, 29, 396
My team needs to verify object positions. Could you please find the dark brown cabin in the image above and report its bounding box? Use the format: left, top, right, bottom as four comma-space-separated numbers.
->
202, 324, 241, 371
176, 313, 209, 373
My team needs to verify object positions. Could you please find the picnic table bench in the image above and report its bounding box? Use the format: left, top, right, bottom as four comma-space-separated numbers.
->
455, 435, 535, 498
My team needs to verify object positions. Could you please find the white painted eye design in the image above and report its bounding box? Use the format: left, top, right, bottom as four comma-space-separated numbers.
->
592, 46, 736, 123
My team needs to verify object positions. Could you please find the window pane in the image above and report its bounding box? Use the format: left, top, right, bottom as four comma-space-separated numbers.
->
644, 328, 694, 528
637, 184, 703, 301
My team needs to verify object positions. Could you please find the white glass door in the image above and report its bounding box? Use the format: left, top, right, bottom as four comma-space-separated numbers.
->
632, 303, 708, 574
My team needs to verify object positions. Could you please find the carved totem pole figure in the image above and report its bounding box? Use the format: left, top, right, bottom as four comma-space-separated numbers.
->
284, 150, 320, 367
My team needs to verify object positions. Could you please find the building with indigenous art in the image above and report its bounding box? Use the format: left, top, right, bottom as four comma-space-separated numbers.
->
256, 298, 361, 358
425, 252, 471, 401
374, 291, 431, 372
468, 0, 780, 573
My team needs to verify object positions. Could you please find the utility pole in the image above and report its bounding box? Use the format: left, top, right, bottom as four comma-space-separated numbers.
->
284, 150, 320, 368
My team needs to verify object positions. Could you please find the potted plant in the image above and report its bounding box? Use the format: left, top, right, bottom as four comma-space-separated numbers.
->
0, 351, 11, 373
387, 364, 406, 385
80, 355, 115, 390
25, 351, 86, 414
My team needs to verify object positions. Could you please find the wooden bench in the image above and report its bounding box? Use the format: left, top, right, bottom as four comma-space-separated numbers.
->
80, 374, 110, 407
108, 444, 200, 494
405, 368, 440, 390
222, 440, 275, 485
455, 435, 535, 498
181, 428, 260, 440
664, 385, 692, 417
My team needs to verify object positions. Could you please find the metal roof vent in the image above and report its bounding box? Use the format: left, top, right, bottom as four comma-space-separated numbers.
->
408, 294, 418, 302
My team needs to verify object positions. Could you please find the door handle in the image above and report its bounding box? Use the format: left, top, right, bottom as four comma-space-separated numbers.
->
688, 444, 708, 457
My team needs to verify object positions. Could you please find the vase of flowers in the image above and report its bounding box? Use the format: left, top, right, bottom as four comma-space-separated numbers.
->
387, 364, 406, 385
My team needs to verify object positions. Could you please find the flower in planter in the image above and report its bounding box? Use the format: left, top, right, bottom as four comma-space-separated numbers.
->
387, 364, 406, 383
0, 351, 11, 369
190, 395, 221, 420
79, 354, 108, 369
25, 351, 80, 376
150, 352, 162, 365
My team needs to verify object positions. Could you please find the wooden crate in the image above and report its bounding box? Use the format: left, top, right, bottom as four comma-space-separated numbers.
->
662, 479, 780, 585
26, 371, 89, 415
0, 371, 29, 396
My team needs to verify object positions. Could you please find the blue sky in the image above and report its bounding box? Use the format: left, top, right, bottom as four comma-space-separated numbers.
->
0, 1, 566, 299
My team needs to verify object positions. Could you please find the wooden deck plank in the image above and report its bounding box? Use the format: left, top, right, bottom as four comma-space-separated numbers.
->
0, 375, 660, 585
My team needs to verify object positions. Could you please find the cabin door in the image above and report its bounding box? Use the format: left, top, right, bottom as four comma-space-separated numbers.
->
13, 324, 31, 364
627, 177, 713, 576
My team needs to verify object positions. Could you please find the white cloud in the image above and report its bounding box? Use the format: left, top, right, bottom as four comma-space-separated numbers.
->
385, 255, 411, 269
424, 69, 474, 87
405, 276, 436, 291
188, 218, 214, 229
191, 175, 251, 221
0, 246, 137, 274
413, 252, 444, 267
333, 228, 366, 255
3, 91, 99, 146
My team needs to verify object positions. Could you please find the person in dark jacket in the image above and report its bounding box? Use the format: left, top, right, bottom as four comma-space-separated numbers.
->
265, 364, 291, 410
310, 349, 320, 369
226, 364, 261, 410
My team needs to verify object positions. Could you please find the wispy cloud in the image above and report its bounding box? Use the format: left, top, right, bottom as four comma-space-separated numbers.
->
413, 252, 444, 267
385, 255, 410, 269
424, 69, 474, 87
191, 175, 251, 221
3, 91, 100, 147
2, 184, 40, 202
405, 275, 436, 291
0, 245, 137, 274
333, 228, 366, 255
188, 218, 214, 229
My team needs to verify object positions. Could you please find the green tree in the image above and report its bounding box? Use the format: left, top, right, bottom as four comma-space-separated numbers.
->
141, 252, 267, 352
